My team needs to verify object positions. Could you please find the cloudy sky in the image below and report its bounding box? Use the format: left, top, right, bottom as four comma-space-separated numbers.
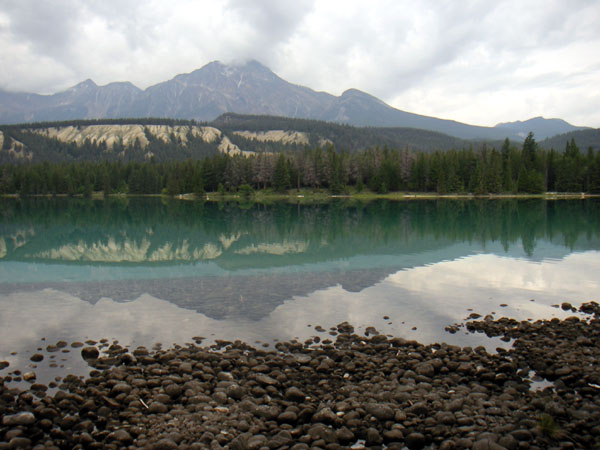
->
1, 0, 599, 127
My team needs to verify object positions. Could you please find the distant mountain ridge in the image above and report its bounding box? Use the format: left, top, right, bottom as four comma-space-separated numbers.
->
0, 60, 589, 140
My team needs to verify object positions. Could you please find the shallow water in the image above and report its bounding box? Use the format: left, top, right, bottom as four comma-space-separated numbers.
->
1, 197, 599, 383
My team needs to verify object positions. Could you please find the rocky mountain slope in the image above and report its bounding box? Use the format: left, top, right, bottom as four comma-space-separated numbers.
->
0, 60, 588, 141
0, 115, 485, 164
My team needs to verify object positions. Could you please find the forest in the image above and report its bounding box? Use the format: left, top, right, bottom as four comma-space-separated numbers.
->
1, 133, 599, 196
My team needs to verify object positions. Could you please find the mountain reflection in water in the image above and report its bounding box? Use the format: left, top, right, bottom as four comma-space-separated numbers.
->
1, 198, 600, 382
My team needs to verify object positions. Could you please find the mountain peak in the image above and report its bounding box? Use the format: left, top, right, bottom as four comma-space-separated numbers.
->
68, 79, 97, 91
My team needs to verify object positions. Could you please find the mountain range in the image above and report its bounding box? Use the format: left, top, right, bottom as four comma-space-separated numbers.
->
0, 60, 590, 141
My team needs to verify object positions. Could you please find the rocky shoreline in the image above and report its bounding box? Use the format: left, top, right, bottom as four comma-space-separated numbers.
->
1, 302, 599, 449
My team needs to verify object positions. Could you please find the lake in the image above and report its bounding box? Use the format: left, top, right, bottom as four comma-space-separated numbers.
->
1, 197, 599, 382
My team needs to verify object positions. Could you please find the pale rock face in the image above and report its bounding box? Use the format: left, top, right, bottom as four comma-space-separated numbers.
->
218, 135, 255, 156
233, 130, 309, 146
0, 131, 32, 160
30, 125, 222, 150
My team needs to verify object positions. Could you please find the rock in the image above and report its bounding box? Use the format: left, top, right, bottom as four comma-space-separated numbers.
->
307, 424, 337, 443
268, 430, 293, 448
366, 427, 383, 445
110, 429, 133, 445
148, 401, 168, 414
247, 434, 267, 450
383, 428, 404, 442
152, 438, 178, 450
446, 398, 464, 412
415, 362, 435, 377
472, 439, 507, 450
23, 371, 36, 381
0, 360, 9, 369
312, 407, 338, 424
213, 391, 228, 404
435, 411, 456, 425
498, 435, 518, 449
29, 353, 44, 362
225, 383, 245, 400
408, 402, 428, 416
164, 383, 182, 398
285, 386, 306, 402
81, 347, 99, 359
510, 429, 533, 441
277, 410, 298, 423
554, 366, 572, 377
365, 326, 379, 336
60, 415, 78, 429
255, 374, 278, 386
8, 437, 31, 448
111, 382, 132, 395
2, 412, 36, 426
365, 402, 395, 420
335, 427, 354, 444
405, 432, 426, 449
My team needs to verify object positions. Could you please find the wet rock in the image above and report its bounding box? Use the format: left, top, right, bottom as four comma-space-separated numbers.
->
81, 347, 99, 359
29, 353, 44, 362
23, 371, 36, 381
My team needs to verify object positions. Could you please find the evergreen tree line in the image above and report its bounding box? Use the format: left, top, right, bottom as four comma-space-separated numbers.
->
1, 133, 599, 196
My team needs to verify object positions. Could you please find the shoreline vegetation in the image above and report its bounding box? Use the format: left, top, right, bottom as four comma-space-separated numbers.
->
2, 189, 598, 203
1, 302, 599, 449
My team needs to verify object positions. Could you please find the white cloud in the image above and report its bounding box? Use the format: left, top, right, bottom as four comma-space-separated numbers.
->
0, 0, 598, 126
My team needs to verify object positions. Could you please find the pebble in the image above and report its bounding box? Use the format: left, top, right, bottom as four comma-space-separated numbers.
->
0, 308, 598, 449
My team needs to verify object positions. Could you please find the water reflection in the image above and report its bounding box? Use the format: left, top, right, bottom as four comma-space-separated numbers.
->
1, 198, 599, 381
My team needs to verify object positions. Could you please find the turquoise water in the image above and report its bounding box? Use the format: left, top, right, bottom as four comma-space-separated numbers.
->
1, 198, 599, 380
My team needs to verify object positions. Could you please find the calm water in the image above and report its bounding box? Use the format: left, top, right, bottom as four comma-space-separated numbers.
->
1, 198, 599, 381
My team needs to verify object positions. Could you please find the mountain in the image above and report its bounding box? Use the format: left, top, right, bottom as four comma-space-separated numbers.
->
540, 128, 600, 152
0, 60, 585, 141
495, 117, 588, 141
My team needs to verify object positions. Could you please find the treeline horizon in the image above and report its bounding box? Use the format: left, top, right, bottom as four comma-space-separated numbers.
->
1, 133, 599, 196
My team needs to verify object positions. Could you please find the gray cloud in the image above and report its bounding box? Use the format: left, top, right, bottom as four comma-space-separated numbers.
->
0, 0, 598, 127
